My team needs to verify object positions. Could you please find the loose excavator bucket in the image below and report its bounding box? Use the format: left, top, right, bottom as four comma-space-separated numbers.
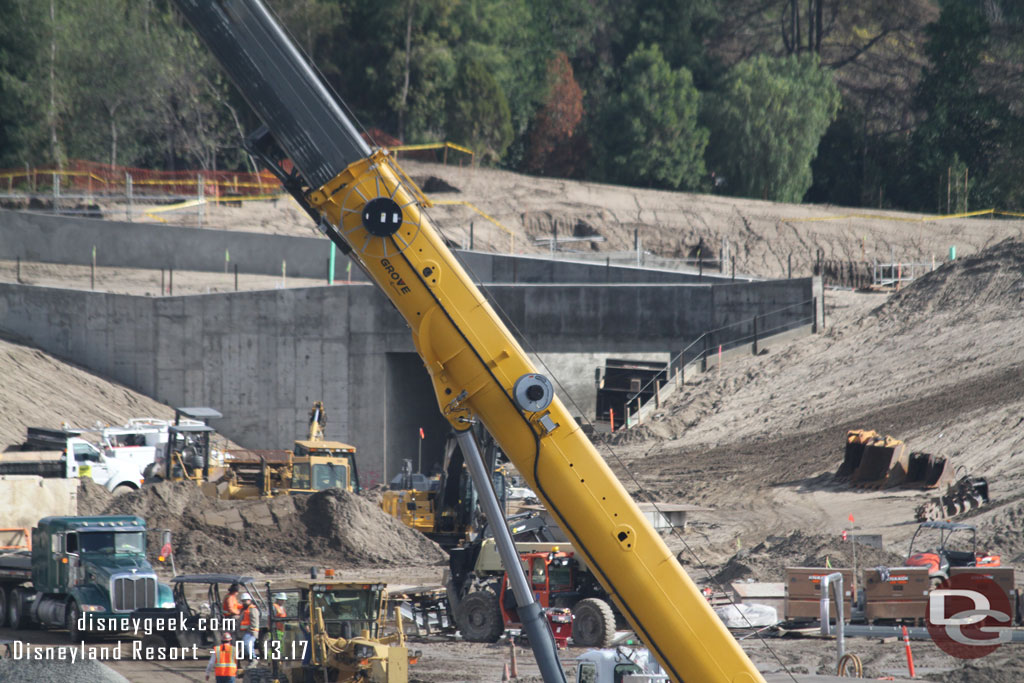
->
903, 452, 954, 490
851, 436, 907, 488
835, 430, 878, 479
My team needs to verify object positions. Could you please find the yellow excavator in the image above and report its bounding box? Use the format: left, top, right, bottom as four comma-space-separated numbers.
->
379, 425, 507, 549
173, 2, 767, 679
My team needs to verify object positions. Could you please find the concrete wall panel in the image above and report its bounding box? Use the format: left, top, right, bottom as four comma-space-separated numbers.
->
0, 269, 817, 486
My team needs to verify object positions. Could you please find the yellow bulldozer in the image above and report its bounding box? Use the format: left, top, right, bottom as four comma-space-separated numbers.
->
206, 402, 360, 499
153, 403, 360, 500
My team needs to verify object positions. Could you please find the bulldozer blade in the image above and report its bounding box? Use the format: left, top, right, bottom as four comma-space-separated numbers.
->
852, 437, 906, 487
836, 429, 877, 479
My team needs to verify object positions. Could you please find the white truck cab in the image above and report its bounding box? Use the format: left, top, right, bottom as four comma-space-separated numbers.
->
575, 648, 669, 683
69, 437, 146, 494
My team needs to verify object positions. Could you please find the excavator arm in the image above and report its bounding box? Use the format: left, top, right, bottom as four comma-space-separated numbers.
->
171, 2, 764, 681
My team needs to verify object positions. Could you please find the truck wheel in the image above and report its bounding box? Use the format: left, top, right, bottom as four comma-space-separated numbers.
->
8, 588, 28, 630
112, 484, 136, 497
67, 601, 82, 642
572, 598, 615, 648
140, 634, 167, 654
458, 591, 503, 643
0, 586, 7, 628
243, 666, 274, 683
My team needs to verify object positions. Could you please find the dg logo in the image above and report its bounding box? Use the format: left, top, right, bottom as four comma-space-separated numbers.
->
926, 572, 1014, 659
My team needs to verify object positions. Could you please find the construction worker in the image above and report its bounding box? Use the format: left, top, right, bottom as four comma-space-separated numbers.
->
205, 632, 237, 683
271, 592, 288, 642
222, 583, 242, 619
238, 592, 260, 664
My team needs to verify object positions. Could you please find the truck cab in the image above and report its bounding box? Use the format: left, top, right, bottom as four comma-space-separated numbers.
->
0, 430, 145, 494
72, 438, 146, 494
575, 648, 668, 683
2, 515, 174, 639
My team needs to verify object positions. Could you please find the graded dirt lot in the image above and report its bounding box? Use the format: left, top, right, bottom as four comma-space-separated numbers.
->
3, 162, 1024, 680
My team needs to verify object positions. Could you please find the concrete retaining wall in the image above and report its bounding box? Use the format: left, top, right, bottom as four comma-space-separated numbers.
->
0, 275, 817, 485
0, 210, 820, 485
0, 476, 78, 528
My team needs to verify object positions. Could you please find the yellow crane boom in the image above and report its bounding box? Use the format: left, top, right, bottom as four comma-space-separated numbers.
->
170, 2, 765, 680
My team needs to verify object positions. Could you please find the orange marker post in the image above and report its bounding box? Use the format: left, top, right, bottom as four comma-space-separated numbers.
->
901, 625, 915, 678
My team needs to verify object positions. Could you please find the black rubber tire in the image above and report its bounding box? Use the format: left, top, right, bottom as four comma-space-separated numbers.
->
139, 634, 167, 655
0, 586, 7, 629
458, 590, 504, 643
8, 588, 28, 630
572, 597, 615, 648
67, 601, 82, 642
111, 484, 136, 497
243, 666, 274, 683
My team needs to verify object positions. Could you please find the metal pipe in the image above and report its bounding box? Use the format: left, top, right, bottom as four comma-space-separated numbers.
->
820, 572, 845, 662
454, 429, 566, 683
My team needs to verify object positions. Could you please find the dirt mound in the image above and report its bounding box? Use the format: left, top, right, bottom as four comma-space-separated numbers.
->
77, 478, 114, 515
925, 661, 1023, 683
709, 530, 906, 585
97, 482, 446, 574
976, 497, 1024, 564
874, 238, 1024, 326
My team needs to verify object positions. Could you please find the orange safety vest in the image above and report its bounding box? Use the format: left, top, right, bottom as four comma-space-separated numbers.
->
214, 643, 237, 677
274, 603, 287, 618
240, 605, 255, 629
223, 594, 241, 617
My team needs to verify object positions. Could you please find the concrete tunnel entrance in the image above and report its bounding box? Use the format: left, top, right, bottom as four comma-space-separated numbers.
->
385, 353, 451, 485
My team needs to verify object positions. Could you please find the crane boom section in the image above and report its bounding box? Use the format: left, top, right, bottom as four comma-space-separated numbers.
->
307, 153, 763, 683
170, 1, 765, 680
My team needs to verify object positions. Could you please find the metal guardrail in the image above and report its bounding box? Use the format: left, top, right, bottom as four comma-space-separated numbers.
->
613, 297, 818, 430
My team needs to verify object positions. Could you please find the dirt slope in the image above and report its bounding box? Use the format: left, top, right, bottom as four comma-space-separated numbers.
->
147, 159, 1024, 280
0, 335, 176, 449
611, 238, 1024, 574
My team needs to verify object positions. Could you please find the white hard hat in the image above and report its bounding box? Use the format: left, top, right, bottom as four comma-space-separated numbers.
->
273, 593, 287, 601
239, 592, 253, 601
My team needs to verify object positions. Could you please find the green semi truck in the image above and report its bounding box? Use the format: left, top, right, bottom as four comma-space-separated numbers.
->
0, 515, 174, 640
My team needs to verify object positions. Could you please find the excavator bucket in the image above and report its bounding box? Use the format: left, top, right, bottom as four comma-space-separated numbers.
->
852, 436, 906, 488
835, 430, 878, 479
902, 452, 954, 489
923, 454, 954, 489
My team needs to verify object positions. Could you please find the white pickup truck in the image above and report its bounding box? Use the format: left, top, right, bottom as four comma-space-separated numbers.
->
2, 428, 148, 494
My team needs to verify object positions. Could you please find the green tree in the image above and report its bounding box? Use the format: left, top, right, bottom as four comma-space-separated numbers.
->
0, 0, 49, 166
704, 53, 839, 202
594, 44, 708, 190
901, 0, 1024, 211
446, 56, 513, 161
